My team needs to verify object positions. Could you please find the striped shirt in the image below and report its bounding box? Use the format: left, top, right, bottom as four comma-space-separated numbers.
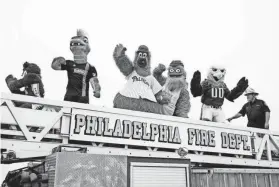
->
120, 71, 162, 102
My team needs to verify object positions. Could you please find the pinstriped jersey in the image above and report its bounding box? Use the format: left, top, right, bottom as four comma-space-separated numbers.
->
61, 60, 97, 97
120, 71, 162, 102
201, 79, 230, 107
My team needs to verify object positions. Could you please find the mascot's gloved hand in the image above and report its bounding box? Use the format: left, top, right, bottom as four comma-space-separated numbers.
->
92, 79, 101, 98
190, 70, 202, 97
157, 91, 171, 105
94, 91, 101, 98
192, 71, 201, 82
55, 57, 66, 65
5, 74, 18, 91
113, 44, 127, 59
227, 77, 249, 102
237, 77, 249, 90
52, 57, 66, 70
191, 70, 201, 87
5, 74, 14, 84
153, 63, 166, 74
91, 77, 101, 98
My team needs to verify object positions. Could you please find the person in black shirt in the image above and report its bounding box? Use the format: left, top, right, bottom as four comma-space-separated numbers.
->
227, 87, 270, 129
51, 29, 101, 104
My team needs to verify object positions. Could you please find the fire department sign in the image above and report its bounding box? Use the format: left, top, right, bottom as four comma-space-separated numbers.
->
70, 109, 252, 155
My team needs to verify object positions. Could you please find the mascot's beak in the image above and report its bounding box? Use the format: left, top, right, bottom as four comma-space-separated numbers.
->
215, 74, 223, 80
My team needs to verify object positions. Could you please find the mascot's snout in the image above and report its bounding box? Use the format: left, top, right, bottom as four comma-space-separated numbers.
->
135, 45, 150, 70
137, 56, 147, 68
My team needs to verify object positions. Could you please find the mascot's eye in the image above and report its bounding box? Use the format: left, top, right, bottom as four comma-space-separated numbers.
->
138, 52, 142, 57
83, 38, 88, 43
176, 69, 181, 73
212, 68, 217, 72
170, 69, 174, 73
221, 69, 225, 73
143, 53, 147, 58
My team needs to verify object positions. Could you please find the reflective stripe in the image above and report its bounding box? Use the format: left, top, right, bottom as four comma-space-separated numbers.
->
82, 63, 90, 97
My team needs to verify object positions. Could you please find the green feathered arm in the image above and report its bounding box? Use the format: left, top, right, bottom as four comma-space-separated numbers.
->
190, 70, 203, 97
226, 77, 249, 102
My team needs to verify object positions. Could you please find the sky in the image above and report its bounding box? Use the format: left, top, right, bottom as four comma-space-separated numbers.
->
0, 0, 279, 182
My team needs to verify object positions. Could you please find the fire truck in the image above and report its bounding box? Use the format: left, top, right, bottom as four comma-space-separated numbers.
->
1, 92, 279, 187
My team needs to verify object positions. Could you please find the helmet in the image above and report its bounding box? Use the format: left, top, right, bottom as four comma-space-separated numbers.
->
244, 87, 259, 96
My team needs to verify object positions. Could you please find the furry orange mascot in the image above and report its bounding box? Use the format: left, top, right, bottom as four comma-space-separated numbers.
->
153, 60, 191, 118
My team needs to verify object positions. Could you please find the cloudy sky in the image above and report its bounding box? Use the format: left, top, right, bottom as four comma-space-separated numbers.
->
0, 0, 278, 182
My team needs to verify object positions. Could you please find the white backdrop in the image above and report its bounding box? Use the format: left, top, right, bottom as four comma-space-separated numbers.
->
0, 0, 278, 182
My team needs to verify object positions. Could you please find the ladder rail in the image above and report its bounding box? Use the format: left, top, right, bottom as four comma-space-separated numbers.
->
1, 92, 279, 168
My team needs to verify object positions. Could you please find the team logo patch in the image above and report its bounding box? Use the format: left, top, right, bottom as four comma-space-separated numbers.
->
132, 76, 150, 87
74, 68, 85, 75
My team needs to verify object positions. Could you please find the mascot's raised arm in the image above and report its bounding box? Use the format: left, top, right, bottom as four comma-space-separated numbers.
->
113, 44, 179, 116
5, 62, 45, 109
190, 65, 248, 122
153, 61, 191, 118
51, 29, 101, 104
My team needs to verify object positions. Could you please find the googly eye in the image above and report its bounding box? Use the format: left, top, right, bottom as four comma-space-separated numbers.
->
143, 53, 147, 58
83, 38, 88, 43
170, 69, 174, 73
176, 69, 181, 73
138, 52, 142, 57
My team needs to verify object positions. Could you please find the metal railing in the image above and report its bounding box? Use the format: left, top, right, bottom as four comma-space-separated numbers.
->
1, 92, 279, 168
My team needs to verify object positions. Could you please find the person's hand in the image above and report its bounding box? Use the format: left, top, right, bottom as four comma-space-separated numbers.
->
227, 117, 232, 122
